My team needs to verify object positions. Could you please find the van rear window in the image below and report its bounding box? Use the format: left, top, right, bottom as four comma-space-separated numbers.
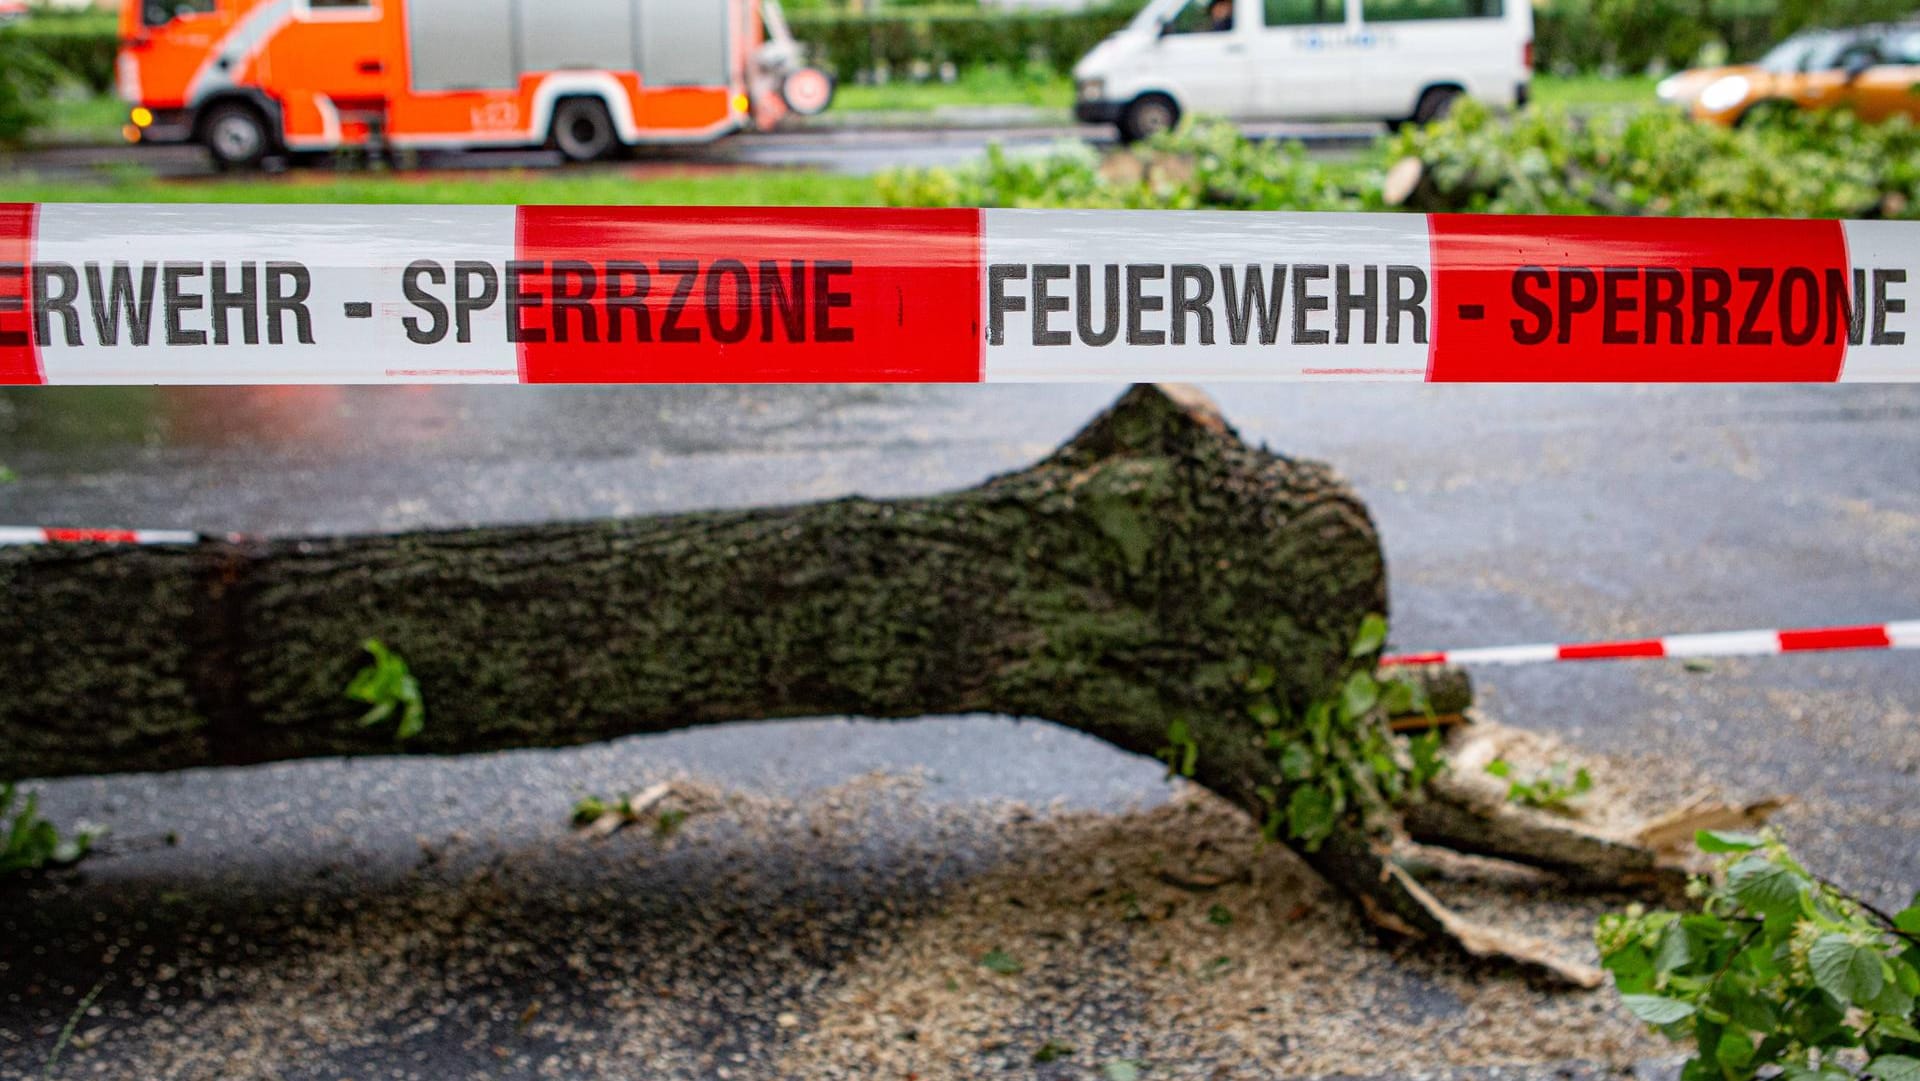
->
1361, 0, 1501, 21
1264, 0, 1340, 26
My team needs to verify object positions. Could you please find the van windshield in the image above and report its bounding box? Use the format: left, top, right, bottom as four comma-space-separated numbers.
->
144, 0, 217, 27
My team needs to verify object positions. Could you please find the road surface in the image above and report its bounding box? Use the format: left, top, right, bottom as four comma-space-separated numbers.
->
0, 120, 1378, 183
1, 385, 1916, 1079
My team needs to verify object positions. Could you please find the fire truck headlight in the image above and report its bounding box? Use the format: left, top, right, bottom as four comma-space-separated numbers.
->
130, 107, 154, 127
732, 93, 750, 114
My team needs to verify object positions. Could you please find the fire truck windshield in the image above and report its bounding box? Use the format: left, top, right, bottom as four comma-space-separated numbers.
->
144, 0, 216, 28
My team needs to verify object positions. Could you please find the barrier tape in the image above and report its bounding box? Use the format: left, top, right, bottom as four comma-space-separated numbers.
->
3, 204, 1918, 384
0, 526, 199, 546
1380, 621, 1920, 667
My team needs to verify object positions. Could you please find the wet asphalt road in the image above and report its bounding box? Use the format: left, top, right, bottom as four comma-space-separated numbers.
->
0, 120, 1376, 182
0, 385, 1917, 1077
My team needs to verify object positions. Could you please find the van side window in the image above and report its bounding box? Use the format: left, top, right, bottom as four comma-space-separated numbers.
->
1360, 0, 1501, 21
1264, 0, 1340, 26
1165, 0, 1227, 35
143, 0, 216, 27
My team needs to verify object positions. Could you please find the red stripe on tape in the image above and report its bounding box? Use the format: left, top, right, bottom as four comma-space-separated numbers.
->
1778, 624, 1892, 653
512, 207, 984, 384
0, 204, 41, 386
1557, 638, 1667, 661
1427, 215, 1851, 382
42, 528, 140, 544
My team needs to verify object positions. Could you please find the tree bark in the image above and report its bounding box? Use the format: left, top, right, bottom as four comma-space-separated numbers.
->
1, 383, 1385, 783
3, 384, 1677, 983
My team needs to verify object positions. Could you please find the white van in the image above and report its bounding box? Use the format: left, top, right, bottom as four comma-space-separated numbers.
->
1073, 0, 1532, 141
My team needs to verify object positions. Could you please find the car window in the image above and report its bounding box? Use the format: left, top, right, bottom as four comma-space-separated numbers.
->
1881, 29, 1920, 64
1361, 0, 1500, 21
1801, 36, 1857, 71
1834, 41, 1882, 69
1758, 38, 1814, 72
1265, 0, 1339, 26
143, 0, 215, 26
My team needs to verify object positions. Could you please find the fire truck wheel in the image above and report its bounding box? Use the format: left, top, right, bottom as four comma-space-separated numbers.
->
201, 102, 272, 171
550, 98, 620, 163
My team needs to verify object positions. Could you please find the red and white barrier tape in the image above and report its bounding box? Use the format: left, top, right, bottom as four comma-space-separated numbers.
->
1380, 621, 1920, 667
4, 204, 1919, 384
0, 527, 198, 546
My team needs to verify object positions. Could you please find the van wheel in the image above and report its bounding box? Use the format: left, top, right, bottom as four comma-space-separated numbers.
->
1411, 86, 1461, 126
1118, 94, 1179, 144
201, 102, 271, 171
551, 98, 619, 163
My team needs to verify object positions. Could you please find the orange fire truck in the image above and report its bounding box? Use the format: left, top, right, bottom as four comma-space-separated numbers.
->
116, 0, 834, 168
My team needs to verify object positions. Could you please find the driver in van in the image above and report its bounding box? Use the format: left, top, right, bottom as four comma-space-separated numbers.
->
1207, 0, 1233, 30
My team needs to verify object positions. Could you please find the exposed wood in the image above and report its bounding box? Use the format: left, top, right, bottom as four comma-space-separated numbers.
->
1388, 712, 1468, 734
1635, 794, 1791, 852
1382, 156, 1432, 209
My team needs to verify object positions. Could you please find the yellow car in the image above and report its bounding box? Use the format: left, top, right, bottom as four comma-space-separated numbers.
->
1658, 23, 1920, 126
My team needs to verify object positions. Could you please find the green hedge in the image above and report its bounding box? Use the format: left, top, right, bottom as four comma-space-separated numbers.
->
879, 104, 1920, 219
13, 1, 1919, 98
790, 0, 1920, 81
788, 6, 1137, 79
10, 14, 120, 95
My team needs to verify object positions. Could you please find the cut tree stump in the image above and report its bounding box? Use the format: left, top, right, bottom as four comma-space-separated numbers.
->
0, 384, 1695, 983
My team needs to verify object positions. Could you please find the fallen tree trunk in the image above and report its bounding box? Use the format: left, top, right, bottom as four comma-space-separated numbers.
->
3, 384, 1383, 779
0, 384, 1667, 982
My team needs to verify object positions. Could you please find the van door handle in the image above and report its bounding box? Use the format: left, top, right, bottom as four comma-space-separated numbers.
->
1225, 43, 1246, 53
357, 59, 385, 74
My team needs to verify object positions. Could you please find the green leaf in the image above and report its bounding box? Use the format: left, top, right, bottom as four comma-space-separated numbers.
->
1339, 670, 1379, 721
1350, 613, 1388, 658
1727, 855, 1807, 919
1245, 663, 1276, 693
1654, 924, 1695, 974
1895, 902, 1920, 937
1033, 1039, 1074, 1063
1864, 972, 1915, 1018
1695, 830, 1764, 853
1879, 1016, 1920, 1043
1104, 1061, 1143, 1081
1571, 767, 1593, 796
1248, 699, 1281, 728
1484, 759, 1512, 779
1285, 785, 1336, 846
1278, 742, 1315, 781
1620, 993, 1696, 1026
1809, 933, 1885, 1007
1715, 1029, 1755, 1071
1870, 1057, 1920, 1081
1380, 679, 1417, 716
980, 949, 1022, 975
